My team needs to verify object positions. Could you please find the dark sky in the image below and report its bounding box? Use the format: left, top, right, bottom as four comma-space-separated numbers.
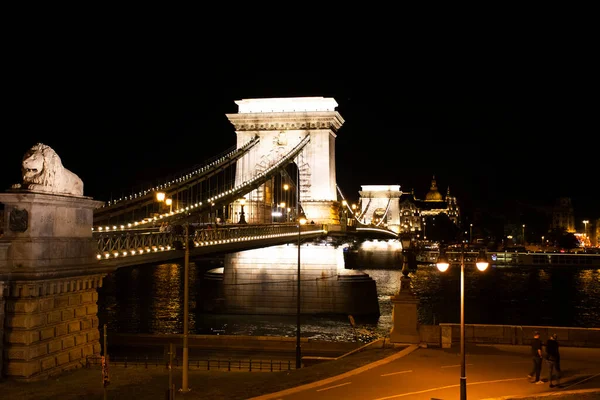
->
2, 58, 597, 225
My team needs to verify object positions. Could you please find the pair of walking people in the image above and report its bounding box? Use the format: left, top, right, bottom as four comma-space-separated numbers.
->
529, 331, 561, 387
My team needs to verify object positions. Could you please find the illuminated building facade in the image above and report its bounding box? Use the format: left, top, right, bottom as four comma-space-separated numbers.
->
552, 197, 576, 233
357, 177, 460, 234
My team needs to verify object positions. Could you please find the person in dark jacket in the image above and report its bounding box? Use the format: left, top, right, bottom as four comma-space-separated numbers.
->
545, 333, 561, 387
528, 331, 544, 384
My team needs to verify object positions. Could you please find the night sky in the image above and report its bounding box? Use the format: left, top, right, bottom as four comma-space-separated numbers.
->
2, 66, 597, 226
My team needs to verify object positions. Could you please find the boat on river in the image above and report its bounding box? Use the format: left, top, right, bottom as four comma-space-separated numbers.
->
416, 249, 600, 268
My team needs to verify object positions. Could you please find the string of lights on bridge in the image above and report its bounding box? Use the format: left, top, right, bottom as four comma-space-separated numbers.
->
98, 137, 259, 209
93, 136, 310, 233
96, 226, 325, 260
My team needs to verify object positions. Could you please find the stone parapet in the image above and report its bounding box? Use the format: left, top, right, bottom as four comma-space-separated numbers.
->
1, 274, 104, 380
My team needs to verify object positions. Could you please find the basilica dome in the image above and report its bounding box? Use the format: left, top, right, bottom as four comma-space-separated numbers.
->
425, 176, 443, 201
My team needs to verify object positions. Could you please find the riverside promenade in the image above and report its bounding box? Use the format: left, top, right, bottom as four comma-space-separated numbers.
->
1, 341, 599, 399
252, 343, 600, 400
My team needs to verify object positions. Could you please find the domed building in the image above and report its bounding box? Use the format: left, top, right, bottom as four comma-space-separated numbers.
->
398, 176, 460, 235
356, 176, 460, 236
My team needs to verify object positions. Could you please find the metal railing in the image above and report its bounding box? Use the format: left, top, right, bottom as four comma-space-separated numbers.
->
95, 223, 325, 261
86, 355, 295, 372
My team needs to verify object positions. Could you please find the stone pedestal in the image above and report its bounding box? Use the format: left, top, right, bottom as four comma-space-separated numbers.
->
0, 192, 104, 270
389, 276, 420, 343
0, 190, 106, 380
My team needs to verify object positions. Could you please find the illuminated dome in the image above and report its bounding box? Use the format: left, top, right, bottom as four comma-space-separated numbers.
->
425, 176, 443, 201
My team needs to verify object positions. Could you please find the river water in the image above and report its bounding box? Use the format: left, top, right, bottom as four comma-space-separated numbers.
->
97, 259, 600, 342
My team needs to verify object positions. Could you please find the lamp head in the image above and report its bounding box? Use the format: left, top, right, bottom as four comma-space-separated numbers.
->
436, 248, 450, 272
298, 212, 307, 225
156, 192, 165, 202
476, 249, 489, 271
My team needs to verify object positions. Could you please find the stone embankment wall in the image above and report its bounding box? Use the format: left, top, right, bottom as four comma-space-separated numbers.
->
417, 324, 600, 348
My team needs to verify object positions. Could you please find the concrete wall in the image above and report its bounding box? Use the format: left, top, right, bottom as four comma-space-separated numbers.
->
417, 323, 600, 349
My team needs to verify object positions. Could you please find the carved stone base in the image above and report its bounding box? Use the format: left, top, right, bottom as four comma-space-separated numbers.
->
1, 274, 104, 381
389, 278, 420, 343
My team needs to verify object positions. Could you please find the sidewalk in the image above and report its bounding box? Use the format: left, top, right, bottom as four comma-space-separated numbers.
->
251, 343, 600, 400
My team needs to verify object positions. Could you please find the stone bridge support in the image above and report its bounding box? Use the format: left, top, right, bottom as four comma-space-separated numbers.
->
0, 191, 106, 380
217, 243, 379, 317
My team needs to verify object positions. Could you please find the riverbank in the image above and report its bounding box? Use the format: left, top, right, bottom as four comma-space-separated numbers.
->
2, 342, 599, 400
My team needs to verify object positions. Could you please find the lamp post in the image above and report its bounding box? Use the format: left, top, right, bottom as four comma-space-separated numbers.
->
284, 184, 289, 219
469, 223, 473, 244
296, 214, 307, 369
180, 223, 191, 393
156, 192, 165, 214
436, 238, 489, 400
165, 198, 173, 213
522, 224, 526, 245
541, 236, 545, 250
583, 220, 589, 246
238, 198, 247, 224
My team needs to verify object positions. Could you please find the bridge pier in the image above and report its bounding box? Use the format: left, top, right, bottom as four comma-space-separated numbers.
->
0, 191, 106, 380
213, 243, 379, 317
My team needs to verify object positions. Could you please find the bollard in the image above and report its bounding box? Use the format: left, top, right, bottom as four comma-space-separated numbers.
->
270, 360, 273, 372
228, 359, 231, 372
288, 360, 291, 370
249, 359, 252, 372
207, 359, 210, 371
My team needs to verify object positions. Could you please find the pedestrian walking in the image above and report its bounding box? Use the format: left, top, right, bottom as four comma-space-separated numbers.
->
545, 333, 561, 387
528, 331, 544, 384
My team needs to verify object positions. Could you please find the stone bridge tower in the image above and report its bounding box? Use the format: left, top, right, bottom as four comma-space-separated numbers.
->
226, 97, 344, 225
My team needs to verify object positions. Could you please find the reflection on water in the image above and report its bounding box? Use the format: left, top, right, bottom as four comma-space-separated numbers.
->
97, 260, 600, 341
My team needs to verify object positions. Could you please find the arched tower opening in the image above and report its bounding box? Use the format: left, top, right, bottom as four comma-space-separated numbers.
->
226, 97, 345, 224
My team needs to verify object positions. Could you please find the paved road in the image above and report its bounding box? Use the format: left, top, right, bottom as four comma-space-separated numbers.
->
253, 344, 600, 400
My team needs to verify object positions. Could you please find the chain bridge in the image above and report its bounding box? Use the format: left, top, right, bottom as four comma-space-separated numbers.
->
0, 96, 400, 381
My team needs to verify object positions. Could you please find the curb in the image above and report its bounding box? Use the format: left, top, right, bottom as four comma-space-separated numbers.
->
248, 343, 419, 400
483, 388, 600, 399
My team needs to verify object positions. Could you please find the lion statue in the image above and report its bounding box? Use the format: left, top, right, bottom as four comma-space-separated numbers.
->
11, 143, 84, 196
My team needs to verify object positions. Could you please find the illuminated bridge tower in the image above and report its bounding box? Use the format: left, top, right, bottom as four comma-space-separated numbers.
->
226, 97, 345, 225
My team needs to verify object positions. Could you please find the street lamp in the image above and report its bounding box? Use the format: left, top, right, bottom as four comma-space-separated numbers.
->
156, 192, 166, 214
280, 202, 286, 222
522, 224, 526, 245
180, 223, 191, 393
469, 223, 473, 244
165, 198, 173, 213
583, 220, 589, 246
436, 239, 489, 400
238, 198, 247, 224
296, 213, 307, 369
